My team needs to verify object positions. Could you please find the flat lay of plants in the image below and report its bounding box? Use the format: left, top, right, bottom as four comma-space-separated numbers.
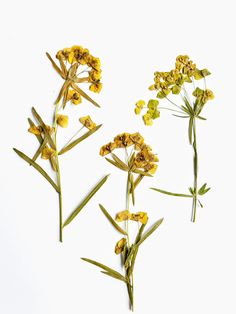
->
82, 132, 164, 311
135, 55, 214, 222
13, 45, 109, 242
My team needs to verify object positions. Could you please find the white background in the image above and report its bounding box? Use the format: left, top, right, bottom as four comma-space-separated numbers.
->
1, 0, 236, 313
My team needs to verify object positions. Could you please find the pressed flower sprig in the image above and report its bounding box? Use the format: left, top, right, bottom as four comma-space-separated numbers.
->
14, 45, 108, 242
82, 132, 163, 311
135, 55, 214, 222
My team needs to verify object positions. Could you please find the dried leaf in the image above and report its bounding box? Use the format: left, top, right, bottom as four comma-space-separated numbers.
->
188, 117, 193, 145
100, 271, 129, 284
31, 107, 56, 150
105, 157, 128, 171
111, 153, 129, 171
46, 52, 66, 79
129, 173, 135, 206
28, 118, 43, 144
81, 258, 126, 281
151, 187, 193, 197
63, 175, 109, 227
71, 82, 100, 108
135, 218, 164, 248
32, 138, 48, 162
99, 204, 127, 235
59, 124, 102, 155
13, 148, 59, 192
55, 80, 71, 105
133, 169, 152, 177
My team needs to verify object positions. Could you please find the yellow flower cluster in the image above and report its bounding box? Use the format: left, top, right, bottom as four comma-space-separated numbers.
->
148, 55, 212, 99
116, 210, 149, 225
192, 87, 214, 105
100, 132, 158, 175
134, 99, 160, 126
114, 237, 127, 254
56, 114, 69, 128
56, 45, 102, 96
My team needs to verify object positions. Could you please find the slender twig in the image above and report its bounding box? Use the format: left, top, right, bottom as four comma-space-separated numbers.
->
164, 96, 183, 110
191, 117, 198, 222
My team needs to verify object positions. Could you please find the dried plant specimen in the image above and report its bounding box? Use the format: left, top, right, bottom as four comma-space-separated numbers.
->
82, 132, 163, 310
135, 55, 214, 222
14, 45, 108, 241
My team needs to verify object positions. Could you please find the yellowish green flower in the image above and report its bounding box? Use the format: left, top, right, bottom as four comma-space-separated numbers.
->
67, 89, 82, 105
115, 210, 131, 222
130, 212, 149, 225
79, 115, 97, 130
41, 147, 55, 160
134, 100, 145, 115
56, 114, 69, 128
143, 113, 153, 126
114, 238, 127, 254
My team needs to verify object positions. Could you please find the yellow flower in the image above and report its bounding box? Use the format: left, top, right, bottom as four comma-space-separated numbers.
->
79, 115, 97, 130
89, 70, 102, 82
67, 89, 82, 105
56, 48, 71, 61
134, 100, 145, 115
205, 89, 214, 101
114, 133, 134, 148
114, 238, 127, 254
88, 56, 101, 71
115, 210, 131, 222
56, 114, 69, 128
99, 142, 116, 156
130, 212, 148, 225
41, 147, 55, 160
144, 162, 158, 174
89, 81, 102, 93
143, 113, 153, 126
130, 132, 144, 149
28, 125, 42, 135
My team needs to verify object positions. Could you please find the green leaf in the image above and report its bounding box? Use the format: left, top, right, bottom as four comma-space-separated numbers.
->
71, 82, 100, 108
28, 118, 43, 144
183, 97, 194, 116
58, 124, 102, 155
31, 107, 56, 150
81, 258, 126, 281
32, 138, 48, 162
111, 153, 129, 171
13, 148, 60, 193
133, 169, 152, 177
100, 271, 129, 284
172, 114, 189, 118
105, 157, 128, 171
198, 183, 211, 195
130, 173, 135, 206
197, 116, 207, 120
135, 218, 164, 247
63, 175, 109, 227
151, 187, 193, 198
132, 174, 144, 191
55, 80, 71, 105
99, 204, 127, 235
46, 52, 66, 79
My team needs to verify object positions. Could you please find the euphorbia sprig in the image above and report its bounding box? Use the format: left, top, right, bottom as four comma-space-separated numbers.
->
14, 45, 107, 242
135, 55, 214, 222
82, 132, 163, 311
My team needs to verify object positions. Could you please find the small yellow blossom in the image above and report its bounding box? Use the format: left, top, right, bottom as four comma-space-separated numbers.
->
56, 114, 69, 128
88, 56, 101, 71
79, 115, 97, 130
89, 70, 102, 82
115, 210, 131, 222
130, 212, 149, 225
114, 133, 134, 148
89, 82, 102, 93
28, 125, 42, 135
114, 238, 127, 254
143, 113, 153, 126
41, 147, 55, 160
99, 142, 117, 156
134, 100, 145, 115
67, 89, 82, 105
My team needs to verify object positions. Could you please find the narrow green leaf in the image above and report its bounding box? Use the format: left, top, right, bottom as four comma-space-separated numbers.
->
135, 218, 164, 247
55, 80, 71, 105
63, 175, 109, 227
99, 204, 127, 235
151, 187, 193, 198
28, 118, 43, 144
172, 114, 189, 118
181, 105, 191, 115
100, 271, 128, 284
111, 153, 129, 171
46, 52, 66, 79
129, 173, 135, 206
132, 174, 144, 191
198, 183, 207, 194
183, 97, 194, 115
71, 83, 100, 108
32, 138, 48, 162
31, 107, 56, 150
13, 148, 60, 193
133, 169, 152, 177
105, 157, 128, 171
59, 124, 102, 155
197, 116, 207, 120
81, 258, 125, 280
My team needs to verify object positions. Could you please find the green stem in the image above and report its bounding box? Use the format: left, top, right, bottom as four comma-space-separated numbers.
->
53, 104, 63, 242
126, 172, 134, 311
191, 117, 198, 222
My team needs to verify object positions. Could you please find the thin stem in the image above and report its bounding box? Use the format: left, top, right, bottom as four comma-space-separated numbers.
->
53, 104, 63, 242
164, 96, 183, 110
191, 117, 198, 222
158, 107, 184, 114
61, 126, 84, 150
